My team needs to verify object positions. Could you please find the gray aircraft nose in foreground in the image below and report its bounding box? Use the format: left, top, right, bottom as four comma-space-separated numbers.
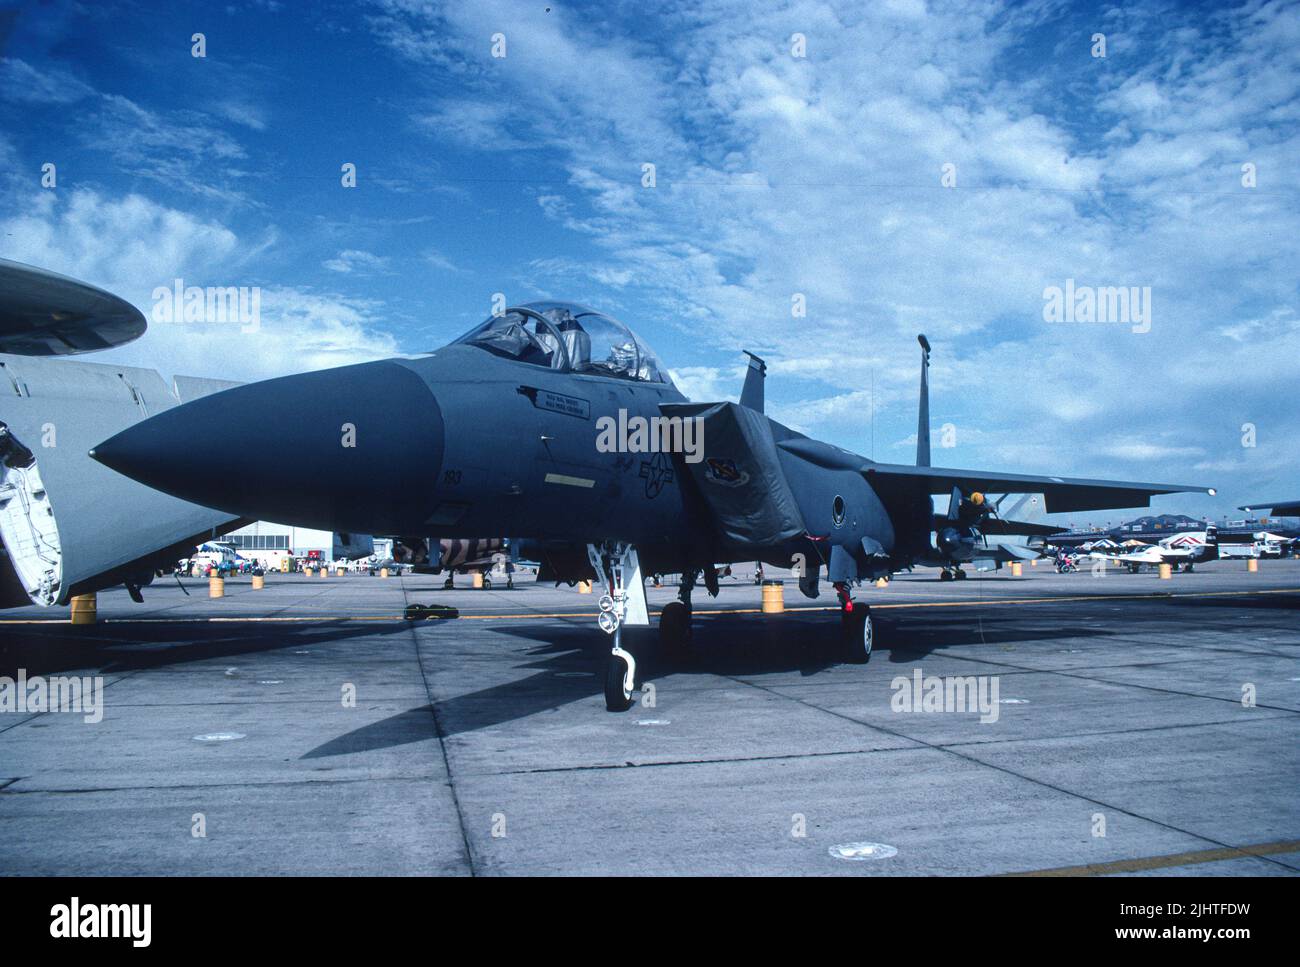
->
93, 359, 446, 535
92, 301, 1214, 711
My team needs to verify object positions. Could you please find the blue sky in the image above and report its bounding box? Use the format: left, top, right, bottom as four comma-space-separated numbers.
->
1, 0, 1297, 523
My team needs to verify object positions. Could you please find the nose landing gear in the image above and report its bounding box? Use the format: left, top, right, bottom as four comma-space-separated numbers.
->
588, 543, 649, 712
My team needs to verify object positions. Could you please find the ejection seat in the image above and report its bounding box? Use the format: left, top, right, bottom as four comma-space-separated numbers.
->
558, 322, 591, 371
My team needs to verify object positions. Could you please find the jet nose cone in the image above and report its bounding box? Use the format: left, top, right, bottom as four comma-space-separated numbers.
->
92, 359, 444, 534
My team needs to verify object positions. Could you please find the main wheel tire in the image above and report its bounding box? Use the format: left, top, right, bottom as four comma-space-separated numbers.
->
658, 600, 692, 661
955, 569, 967, 580
940, 570, 953, 582
604, 653, 633, 711
841, 607, 873, 664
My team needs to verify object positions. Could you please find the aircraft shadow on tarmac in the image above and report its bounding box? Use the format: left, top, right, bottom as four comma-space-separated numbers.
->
300, 611, 1129, 756
0, 621, 403, 677
1167, 592, 1300, 613
300, 703, 442, 760
496, 611, 1124, 669
3, 605, 1139, 761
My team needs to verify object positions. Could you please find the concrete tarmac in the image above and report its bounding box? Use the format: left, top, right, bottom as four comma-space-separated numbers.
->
1, 559, 1297, 876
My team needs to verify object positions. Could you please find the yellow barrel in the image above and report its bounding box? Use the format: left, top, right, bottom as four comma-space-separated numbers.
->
1247, 558, 1258, 573
279, 558, 290, 573
1158, 563, 1172, 580
761, 579, 784, 614
578, 580, 593, 594
472, 571, 484, 589
1011, 562, 1023, 577
69, 594, 96, 625
252, 574, 264, 590
336, 566, 345, 576
209, 576, 225, 598
320, 566, 329, 578
874, 577, 888, 588
380, 567, 389, 579
1031, 559, 1038, 567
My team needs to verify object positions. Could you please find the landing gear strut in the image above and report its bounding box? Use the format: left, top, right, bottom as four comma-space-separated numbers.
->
659, 568, 696, 661
588, 542, 649, 712
835, 581, 873, 663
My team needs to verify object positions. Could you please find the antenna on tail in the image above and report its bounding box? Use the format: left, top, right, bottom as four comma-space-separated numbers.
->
916, 334, 931, 467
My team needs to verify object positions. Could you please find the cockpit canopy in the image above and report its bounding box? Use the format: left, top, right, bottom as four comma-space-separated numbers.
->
452, 301, 670, 383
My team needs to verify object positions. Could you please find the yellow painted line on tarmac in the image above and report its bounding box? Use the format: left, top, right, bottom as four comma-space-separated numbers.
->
870, 586, 1300, 610
1004, 838, 1300, 877
1, 586, 1295, 625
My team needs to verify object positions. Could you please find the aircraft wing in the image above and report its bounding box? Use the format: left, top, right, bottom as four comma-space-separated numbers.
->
1239, 499, 1300, 516
780, 439, 1216, 514
0, 258, 146, 356
776, 440, 1214, 513
868, 463, 1212, 513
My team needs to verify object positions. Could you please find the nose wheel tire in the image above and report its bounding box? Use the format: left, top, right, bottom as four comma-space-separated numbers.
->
604, 651, 634, 711
841, 607, 874, 664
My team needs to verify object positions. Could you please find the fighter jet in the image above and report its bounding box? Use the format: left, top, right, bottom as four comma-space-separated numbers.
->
91, 302, 1215, 709
0, 259, 243, 609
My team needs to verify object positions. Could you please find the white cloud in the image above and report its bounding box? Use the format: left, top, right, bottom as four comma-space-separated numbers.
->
0, 59, 95, 104
323, 249, 390, 274
365, 0, 1300, 505
0, 189, 402, 382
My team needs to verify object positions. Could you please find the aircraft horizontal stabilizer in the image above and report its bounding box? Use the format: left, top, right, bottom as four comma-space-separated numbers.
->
1001, 543, 1043, 562
932, 514, 1065, 537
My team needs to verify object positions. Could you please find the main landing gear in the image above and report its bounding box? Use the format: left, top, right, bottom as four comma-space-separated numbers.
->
658, 568, 697, 662
835, 581, 873, 663
939, 565, 967, 581
587, 542, 650, 712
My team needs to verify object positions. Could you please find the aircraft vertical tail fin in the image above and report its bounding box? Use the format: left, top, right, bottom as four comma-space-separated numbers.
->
740, 351, 766, 413
916, 334, 931, 467
998, 492, 1047, 524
